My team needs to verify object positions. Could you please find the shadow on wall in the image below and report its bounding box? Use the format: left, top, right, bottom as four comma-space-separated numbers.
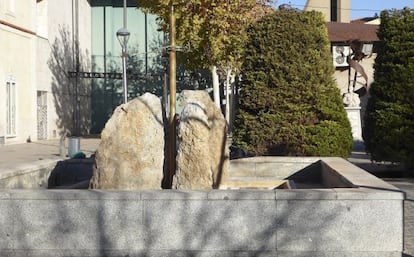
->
4, 190, 353, 256
48, 25, 91, 136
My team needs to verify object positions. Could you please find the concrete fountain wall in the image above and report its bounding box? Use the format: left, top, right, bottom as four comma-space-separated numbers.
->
0, 157, 404, 257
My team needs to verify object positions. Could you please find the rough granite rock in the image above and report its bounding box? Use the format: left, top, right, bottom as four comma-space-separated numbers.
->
173, 90, 229, 189
90, 93, 165, 189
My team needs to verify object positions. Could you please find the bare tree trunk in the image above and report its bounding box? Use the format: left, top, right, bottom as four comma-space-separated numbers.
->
225, 68, 231, 127
211, 65, 220, 108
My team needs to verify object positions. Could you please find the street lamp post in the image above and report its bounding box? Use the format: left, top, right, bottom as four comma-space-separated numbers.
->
117, 28, 130, 104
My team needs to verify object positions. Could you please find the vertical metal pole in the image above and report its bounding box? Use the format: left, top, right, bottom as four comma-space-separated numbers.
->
122, 50, 128, 104
168, 4, 177, 186
71, 0, 80, 136
122, 0, 128, 104
145, 13, 148, 75
71, 0, 76, 135
75, 0, 80, 136
123, 0, 127, 28
103, 7, 109, 112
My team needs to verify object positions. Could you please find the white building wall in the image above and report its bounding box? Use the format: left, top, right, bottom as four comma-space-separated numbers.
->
0, 0, 37, 144
0, 0, 36, 30
0, 0, 91, 144
77, 0, 92, 135
36, 0, 48, 38
45, 0, 92, 138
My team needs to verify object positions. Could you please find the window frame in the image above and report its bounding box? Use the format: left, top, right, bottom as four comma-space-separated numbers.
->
5, 76, 17, 138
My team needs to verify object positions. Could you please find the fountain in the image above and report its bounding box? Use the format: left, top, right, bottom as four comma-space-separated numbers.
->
0, 91, 404, 257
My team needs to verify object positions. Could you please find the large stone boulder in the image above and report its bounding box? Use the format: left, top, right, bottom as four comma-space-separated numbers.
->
173, 90, 229, 189
90, 93, 165, 189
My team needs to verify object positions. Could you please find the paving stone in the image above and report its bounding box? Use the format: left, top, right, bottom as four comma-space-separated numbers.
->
277, 199, 403, 252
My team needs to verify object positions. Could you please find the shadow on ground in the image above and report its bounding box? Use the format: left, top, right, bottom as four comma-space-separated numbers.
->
48, 157, 94, 189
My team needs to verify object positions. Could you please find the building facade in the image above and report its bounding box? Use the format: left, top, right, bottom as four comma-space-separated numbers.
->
89, 0, 210, 133
305, 0, 378, 97
90, 0, 164, 133
0, 0, 203, 143
305, 0, 351, 23
1, 0, 377, 145
0, 0, 91, 145
1, 0, 37, 144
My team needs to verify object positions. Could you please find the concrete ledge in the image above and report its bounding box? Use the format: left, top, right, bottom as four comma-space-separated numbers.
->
0, 189, 404, 256
0, 159, 57, 189
0, 250, 403, 257
229, 157, 320, 180
277, 251, 402, 257
321, 157, 402, 191
0, 157, 405, 256
0, 159, 59, 179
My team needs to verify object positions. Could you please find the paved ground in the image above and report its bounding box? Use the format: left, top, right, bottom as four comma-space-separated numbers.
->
0, 139, 413, 255
0, 136, 100, 175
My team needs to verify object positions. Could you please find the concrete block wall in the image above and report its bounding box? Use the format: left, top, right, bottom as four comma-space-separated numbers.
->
0, 157, 405, 256
0, 188, 403, 257
0, 160, 56, 189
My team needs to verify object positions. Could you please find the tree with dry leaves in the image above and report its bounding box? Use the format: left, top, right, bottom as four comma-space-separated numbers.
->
138, 0, 273, 118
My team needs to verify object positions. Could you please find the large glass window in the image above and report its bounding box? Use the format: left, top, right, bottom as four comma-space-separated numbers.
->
90, 1, 165, 133
89, 0, 211, 133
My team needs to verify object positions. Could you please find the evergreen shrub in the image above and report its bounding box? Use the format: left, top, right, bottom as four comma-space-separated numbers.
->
364, 8, 414, 167
232, 10, 352, 157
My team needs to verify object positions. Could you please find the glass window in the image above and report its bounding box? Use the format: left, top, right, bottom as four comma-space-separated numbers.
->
6, 80, 16, 137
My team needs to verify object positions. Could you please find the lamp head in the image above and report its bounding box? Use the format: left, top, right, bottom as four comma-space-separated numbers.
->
116, 28, 130, 49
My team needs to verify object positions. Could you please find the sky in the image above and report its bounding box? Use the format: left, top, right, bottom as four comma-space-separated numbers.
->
273, 0, 414, 19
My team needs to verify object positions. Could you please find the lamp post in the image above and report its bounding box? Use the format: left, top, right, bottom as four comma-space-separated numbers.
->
117, 28, 130, 104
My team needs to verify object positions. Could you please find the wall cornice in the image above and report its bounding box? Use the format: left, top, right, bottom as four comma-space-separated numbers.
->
0, 19, 36, 35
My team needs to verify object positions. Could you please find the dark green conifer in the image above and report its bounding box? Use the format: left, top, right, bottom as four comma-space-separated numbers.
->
233, 10, 352, 157
364, 8, 414, 166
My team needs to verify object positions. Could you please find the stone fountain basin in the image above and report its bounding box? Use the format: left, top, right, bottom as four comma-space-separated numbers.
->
0, 157, 404, 257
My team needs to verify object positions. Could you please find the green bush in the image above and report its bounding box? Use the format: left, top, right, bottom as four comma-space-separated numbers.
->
363, 8, 414, 167
232, 10, 352, 157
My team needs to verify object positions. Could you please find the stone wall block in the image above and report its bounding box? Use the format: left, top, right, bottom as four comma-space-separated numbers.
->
0, 196, 12, 250
10, 198, 144, 250
143, 199, 277, 250
276, 199, 403, 251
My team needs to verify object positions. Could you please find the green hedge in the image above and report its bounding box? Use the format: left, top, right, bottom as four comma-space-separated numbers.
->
232, 10, 352, 157
364, 8, 414, 167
